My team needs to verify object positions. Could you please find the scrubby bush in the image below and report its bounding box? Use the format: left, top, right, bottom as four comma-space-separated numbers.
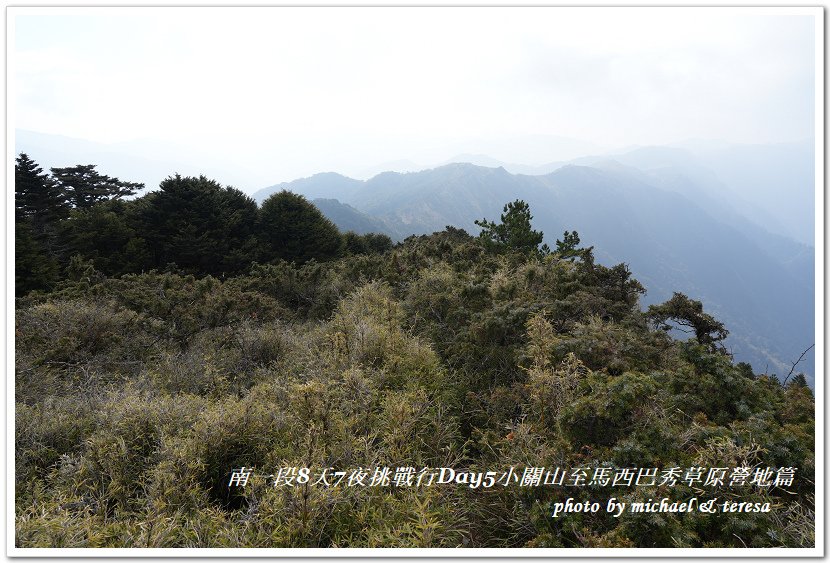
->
14, 223, 815, 548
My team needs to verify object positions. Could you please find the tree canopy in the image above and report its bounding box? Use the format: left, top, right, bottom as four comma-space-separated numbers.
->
14, 210, 813, 548
16, 153, 68, 224
15, 154, 66, 294
52, 164, 144, 209
13, 159, 815, 547
140, 174, 259, 275
259, 190, 345, 264
475, 199, 550, 256
647, 291, 729, 350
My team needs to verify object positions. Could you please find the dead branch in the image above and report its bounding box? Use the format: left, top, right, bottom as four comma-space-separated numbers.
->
783, 344, 814, 385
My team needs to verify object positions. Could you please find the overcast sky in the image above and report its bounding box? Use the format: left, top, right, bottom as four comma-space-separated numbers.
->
12, 7, 818, 188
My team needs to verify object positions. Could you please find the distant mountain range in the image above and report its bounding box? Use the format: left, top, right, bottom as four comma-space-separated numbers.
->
310, 198, 408, 240
429, 142, 814, 246
16, 129, 816, 381
254, 158, 815, 383
19, 129, 812, 245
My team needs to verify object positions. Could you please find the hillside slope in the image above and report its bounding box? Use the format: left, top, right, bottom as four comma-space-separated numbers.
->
265, 163, 814, 380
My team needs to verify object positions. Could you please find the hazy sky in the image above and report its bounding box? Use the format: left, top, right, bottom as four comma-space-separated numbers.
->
12, 7, 818, 188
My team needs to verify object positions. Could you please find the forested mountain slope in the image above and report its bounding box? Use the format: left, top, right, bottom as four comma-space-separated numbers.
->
15, 152, 815, 547
257, 163, 814, 381
16, 218, 815, 548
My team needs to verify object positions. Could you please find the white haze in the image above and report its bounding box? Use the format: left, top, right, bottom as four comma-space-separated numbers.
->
12, 7, 817, 191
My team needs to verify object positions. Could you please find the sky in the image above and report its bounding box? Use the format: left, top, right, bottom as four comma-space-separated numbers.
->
11, 7, 819, 190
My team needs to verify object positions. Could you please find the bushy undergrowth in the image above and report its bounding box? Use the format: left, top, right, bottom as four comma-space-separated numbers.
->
15, 230, 814, 548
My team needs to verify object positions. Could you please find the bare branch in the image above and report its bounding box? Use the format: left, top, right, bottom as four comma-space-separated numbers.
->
783, 344, 815, 385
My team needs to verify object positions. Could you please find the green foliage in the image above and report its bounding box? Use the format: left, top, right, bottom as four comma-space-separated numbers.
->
648, 292, 729, 351
51, 164, 143, 209
16, 219, 61, 295
15, 297, 151, 401
259, 190, 345, 264
560, 370, 659, 447
59, 201, 151, 275
14, 159, 398, 293
15, 154, 68, 294
555, 230, 581, 255
16, 153, 68, 225
344, 231, 394, 255
140, 175, 259, 275
555, 230, 594, 262
14, 197, 814, 548
475, 200, 550, 256
241, 260, 346, 320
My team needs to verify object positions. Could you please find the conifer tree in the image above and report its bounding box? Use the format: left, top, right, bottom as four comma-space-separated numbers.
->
15, 154, 66, 294
475, 200, 549, 256
140, 174, 258, 274
51, 164, 143, 209
15, 220, 59, 294
258, 190, 344, 264
59, 200, 151, 275
15, 153, 68, 228
647, 292, 729, 351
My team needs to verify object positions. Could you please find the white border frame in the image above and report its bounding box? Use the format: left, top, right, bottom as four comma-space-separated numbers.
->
5, 5, 825, 558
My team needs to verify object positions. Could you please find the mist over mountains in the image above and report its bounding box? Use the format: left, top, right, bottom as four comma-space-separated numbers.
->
16, 129, 815, 381
18, 129, 812, 245
254, 145, 815, 382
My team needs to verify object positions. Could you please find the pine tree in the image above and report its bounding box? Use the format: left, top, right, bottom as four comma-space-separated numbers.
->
475, 200, 549, 256
15, 153, 68, 228
647, 292, 729, 351
15, 154, 66, 294
52, 164, 143, 209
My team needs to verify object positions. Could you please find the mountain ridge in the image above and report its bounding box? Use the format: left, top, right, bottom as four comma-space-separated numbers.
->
259, 161, 814, 381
